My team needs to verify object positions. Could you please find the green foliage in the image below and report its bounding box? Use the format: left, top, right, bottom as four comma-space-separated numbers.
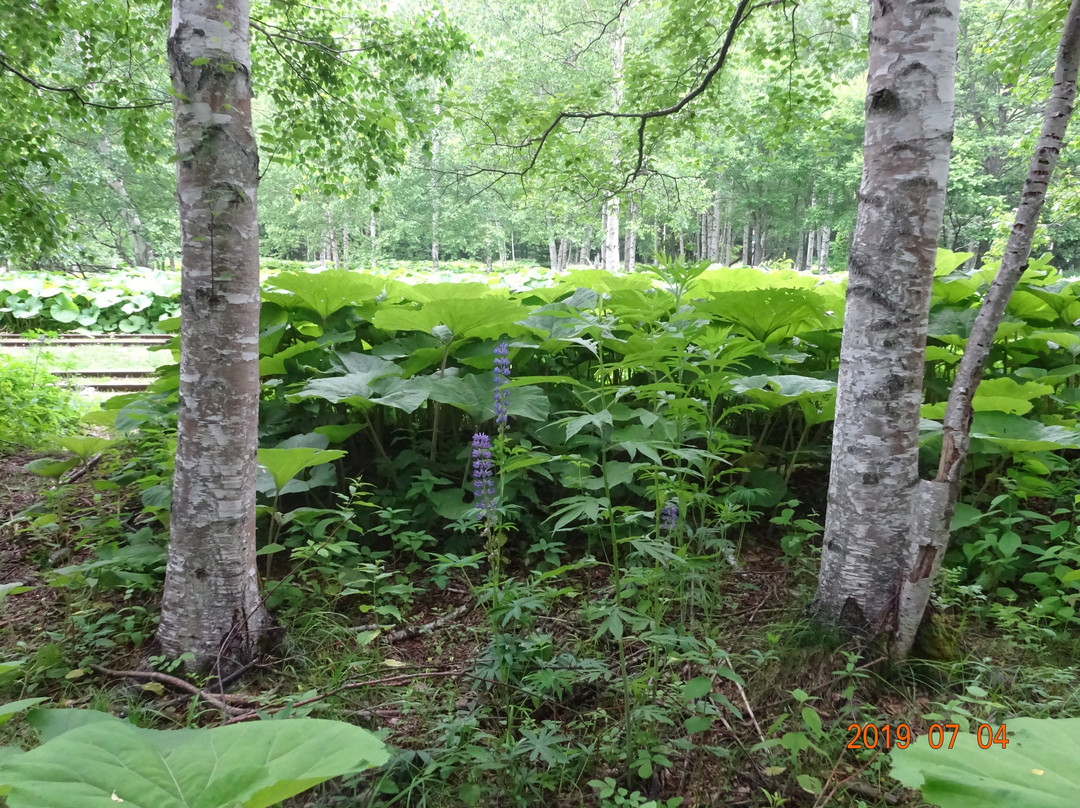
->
0, 270, 179, 333
0, 707, 388, 808
0, 355, 82, 450
889, 717, 1080, 808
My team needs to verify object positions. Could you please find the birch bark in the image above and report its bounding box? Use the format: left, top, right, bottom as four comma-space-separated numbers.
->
158, 0, 270, 671
893, 0, 1080, 657
813, 0, 959, 634
603, 16, 625, 272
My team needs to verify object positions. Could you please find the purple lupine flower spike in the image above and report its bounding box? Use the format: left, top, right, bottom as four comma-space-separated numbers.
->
472, 432, 498, 524
493, 341, 511, 430
660, 499, 678, 533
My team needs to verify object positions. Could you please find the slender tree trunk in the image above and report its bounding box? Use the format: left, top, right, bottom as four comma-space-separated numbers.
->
430, 113, 440, 271
325, 210, 339, 268
795, 232, 805, 271
548, 217, 558, 270
369, 208, 377, 270
603, 16, 625, 272
742, 221, 750, 264
709, 193, 722, 261
159, 0, 270, 672
813, 0, 960, 641
342, 215, 349, 268
603, 198, 620, 270
624, 197, 637, 271
106, 177, 154, 267
818, 222, 831, 274
722, 201, 733, 265
892, 0, 1080, 658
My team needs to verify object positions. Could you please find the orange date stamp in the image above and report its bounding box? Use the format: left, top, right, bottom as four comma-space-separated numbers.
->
847, 722, 1009, 750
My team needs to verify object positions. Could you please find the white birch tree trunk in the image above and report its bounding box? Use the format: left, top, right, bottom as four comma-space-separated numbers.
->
813, 0, 959, 638
893, 0, 1080, 658
325, 209, 339, 268
603, 18, 625, 272
604, 200, 620, 270
623, 197, 637, 271
722, 201, 733, 265
159, 0, 270, 671
342, 214, 349, 268
369, 207, 377, 270
818, 222, 831, 274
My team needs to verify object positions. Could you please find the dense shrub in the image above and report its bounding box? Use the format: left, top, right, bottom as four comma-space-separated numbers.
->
0, 355, 82, 450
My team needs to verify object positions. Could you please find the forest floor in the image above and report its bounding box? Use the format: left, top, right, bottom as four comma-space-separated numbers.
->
1, 449, 1078, 808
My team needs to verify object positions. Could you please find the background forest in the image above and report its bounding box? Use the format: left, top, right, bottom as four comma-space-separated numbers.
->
1, 1, 1079, 808
2, 0, 1076, 278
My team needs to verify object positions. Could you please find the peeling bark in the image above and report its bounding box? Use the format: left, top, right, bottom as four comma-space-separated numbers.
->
893, 0, 1080, 658
159, 0, 271, 672
814, 0, 959, 638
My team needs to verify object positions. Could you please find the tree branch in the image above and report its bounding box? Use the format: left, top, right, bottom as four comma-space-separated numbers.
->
0, 55, 167, 111
462, 0, 768, 196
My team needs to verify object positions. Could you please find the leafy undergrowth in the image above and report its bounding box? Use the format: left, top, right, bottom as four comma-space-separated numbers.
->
2, 450, 1079, 808
4, 254, 1080, 805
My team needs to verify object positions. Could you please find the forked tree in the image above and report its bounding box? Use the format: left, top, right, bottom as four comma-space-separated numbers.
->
814, 0, 1080, 657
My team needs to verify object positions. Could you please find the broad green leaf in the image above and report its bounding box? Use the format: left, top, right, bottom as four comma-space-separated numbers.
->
294, 366, 401, 405
732, 374, 836, 414
268, 270, 384, 319
934, 248, 975, 277
367, 376, 433, 414
0, 699, 48, 728
564, 410, 614, 440
697, 288, 827, 342
0, 709, 388, 808
681, 677, 712, 701
889, 717, 1080, 808
48, 293, 80, 323
372, 297, 529, 341
314, 424, 365, 444
950, 503, 984, 530
25, 457, 80, 479
257, 448, 347, 494
970, 413, 1080, 453
258, 341, 322, 376
55, 436, 116, 460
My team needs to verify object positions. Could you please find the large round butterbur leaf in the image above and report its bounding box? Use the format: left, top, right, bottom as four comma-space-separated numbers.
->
7, 294, 42, 319
730, 374, 837, 413
933, 247, 975, 277
267, 270, 384, 319
697, 288, 828, 342
48, 292, 80, 323
969, 412, 1080, 453
257, 447, 347, 495
0, 708, 388, 808
372, 296, 529, 342
888, 717, 1080, 808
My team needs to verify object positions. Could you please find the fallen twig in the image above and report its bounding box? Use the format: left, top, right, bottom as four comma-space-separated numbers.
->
219, 668, 465, 726
352, 603, 473, 644
386, 604, 472, 643
88, 664, 246, 716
